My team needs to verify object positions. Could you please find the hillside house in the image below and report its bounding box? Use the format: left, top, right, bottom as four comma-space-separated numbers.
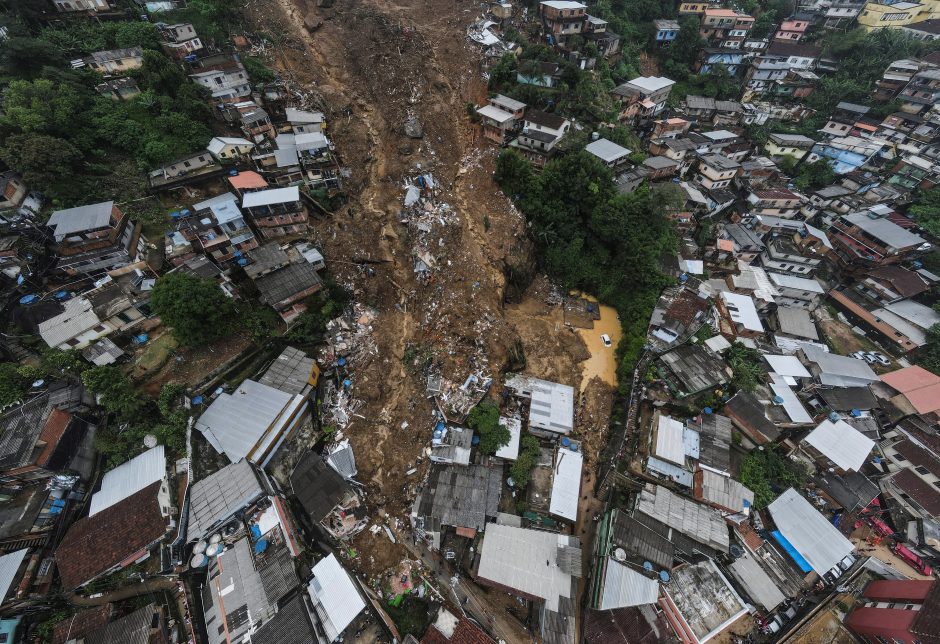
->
509, 111, 570, 168
158, 23, 202, 59
47, 201, 141, 277
612, 76, 675, 122
86, 47, 143, 74
765, 133, 815, 160
241, 186, 309, 239
207, 136, 255, 161
477, 94, 526, 144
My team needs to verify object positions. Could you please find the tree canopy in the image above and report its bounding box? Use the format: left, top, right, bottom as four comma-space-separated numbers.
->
510, 434, 541, 489
151, 273, 236, 347
467, 400, 510, 454
909, 189, 940, 238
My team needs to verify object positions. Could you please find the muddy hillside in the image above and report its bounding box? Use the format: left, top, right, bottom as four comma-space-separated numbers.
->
241, 0, 612, 573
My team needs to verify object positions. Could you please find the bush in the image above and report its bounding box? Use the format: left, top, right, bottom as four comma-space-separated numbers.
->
510, 435, 541, 489
151, 273, 237, 346
467, 400, 510, 454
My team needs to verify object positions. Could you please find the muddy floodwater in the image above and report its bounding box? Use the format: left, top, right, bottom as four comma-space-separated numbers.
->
576, 301, 623, 391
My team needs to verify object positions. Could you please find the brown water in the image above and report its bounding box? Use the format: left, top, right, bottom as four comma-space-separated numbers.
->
576, 300, 623, 391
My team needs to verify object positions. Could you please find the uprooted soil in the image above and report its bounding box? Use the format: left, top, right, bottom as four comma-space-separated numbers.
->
241, 0, 619, 598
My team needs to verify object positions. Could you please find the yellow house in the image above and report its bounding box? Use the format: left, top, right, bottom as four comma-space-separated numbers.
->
679, 2, 709, 14
857, 0, 940, 29
207, 136, 255, 161
765, 133, 815, 161
86, 47, 144, 74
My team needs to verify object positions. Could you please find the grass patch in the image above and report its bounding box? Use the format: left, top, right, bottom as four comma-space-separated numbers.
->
134, 332, 178, 372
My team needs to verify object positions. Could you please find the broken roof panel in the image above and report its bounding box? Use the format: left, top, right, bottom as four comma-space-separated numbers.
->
728, 551, 786, 611
187, 460, 265, 541
290, 451, 350, 523
663, 559, 747, 643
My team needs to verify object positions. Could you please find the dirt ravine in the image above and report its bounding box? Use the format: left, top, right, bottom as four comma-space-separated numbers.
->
252, 0, 615, 621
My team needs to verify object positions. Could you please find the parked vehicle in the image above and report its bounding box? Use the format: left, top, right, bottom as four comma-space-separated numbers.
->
601, 334, 612, 347
868, 352, 890, 366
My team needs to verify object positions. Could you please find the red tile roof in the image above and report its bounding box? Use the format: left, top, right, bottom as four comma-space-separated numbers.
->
421, 617, 495, 644
36, 409, 71, 467
867, 266, 929, 298
228, 171, 268, 191
55, 482, 168, 589
52, 605, 112, 644
880, 366, 940, 415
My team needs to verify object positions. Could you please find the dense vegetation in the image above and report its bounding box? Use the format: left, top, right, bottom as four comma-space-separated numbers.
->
467, 400, 511, 454
151, 273, 237, 347
726, 342, 765, 394
739, 445, 810, 509
0, 3, 247, 206
510, 434, 542, 488
495, 150, 677, 387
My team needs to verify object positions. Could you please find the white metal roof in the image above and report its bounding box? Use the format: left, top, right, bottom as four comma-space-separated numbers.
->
506, 375, 574, 435
768, 272, 824, 293
308, 553, 366, 641
0, 549, 27, 602
770, 383, 813, 424
38, 298, 101, 349
704, 335, 732, 354
195, 380, 299, 464
495, 416, 521, 460
627, 75, 675, 93
885, 299, 940, 331
285, 107, 324, 124
242, 186, 300, 208
585, 138, 631, 163
803, 419, 874, 472
477, 523, 578, 611
89, 445, 166, 516
600, 559, 660, 610
476, 104, 515, 124
844, 212, 925, 250
763, 355, 810, 378
540, 0, 586, 8
655, 414, 686, 466
549, 447, 582, 522
207, 136, 252, 154
768, 488, 855, 576
192, 191, 238, 212
491, 94, 525, 112
803, 346, 878, 387
721, 291, 764, 332
699, 468, 754, 514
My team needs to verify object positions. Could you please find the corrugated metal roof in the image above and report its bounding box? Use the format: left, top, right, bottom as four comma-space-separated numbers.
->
259, 346, 316, 396
764, 355, 810, 378
767, 488, 855, 576
647, 457, 693, 487
698, 469, 754, 514
585, 138, 631, 163
89, 445, 166, 516
803, 346, 878, 387
48, 201, 113, 240
0, 549, 27, 602
600, 560, 659, 610
721, 291, 764, 332
769, 383, 813, 424
506, 376, 574, 435
187, 461, 264, 541
477, 524, 579, 611
728, 552, 785, 610
549, 448, 582, 522
38, 298, 101, 348
636, 484, 729, 552
803, 419, 874, 472
243, 186, 301, 209
195, 380, 299, 463
655, 415, 685, 466
495, 417, 521, 460
307, 554, 366, 642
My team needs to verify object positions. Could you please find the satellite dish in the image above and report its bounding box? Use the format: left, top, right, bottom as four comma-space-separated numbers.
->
143, 434, 158, 449
614, 548, 627, 562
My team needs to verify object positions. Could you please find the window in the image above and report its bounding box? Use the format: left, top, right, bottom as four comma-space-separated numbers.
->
915, 465, 930, 475
184, 161, 191, 168
93, 325, 107, 333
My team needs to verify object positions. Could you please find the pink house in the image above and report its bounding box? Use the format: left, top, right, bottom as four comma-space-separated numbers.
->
774, 19, 809, 41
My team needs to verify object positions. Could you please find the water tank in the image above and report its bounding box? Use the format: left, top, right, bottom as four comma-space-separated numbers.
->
614, 548, 626, 562
591, 131, 600, 141
828, 411, 841, 422
143, 434, 158, 449
194, 541, 208, 555
209, 533, 222, 545
703, 407, 713, 415
433, 429, 443, 440
659, 570, 670, 583
850, 409, 861, 417
205, 543, 223, 557
642, 561, 654, 571
561, 437, 571, 447
471, 435, 481, 446
190, 554, 208, 568
730, 544, 743, 559
773, 395, 784, 405
570, 442, 579, 452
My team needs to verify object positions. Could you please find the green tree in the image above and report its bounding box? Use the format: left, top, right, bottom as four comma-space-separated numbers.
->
794, 159, 835, 191
0, 363, 33, 408
467, 400, 510, 454
510, 435, 541, 488
81, 366, 145, 418
151, 273, 236, 346
0, 134, 84, 201
40, 349, 87, 378
494, 149, 534, 198
669, 16, 704, 69
919, 324, 940, 375
726, 342, 764, 393
0, 78, 92, 138
285, 280, 351, 345
909, 189, 940, 238
740, 446, 810, 508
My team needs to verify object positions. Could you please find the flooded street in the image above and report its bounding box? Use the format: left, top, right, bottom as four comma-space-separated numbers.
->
576, 301, 623, 391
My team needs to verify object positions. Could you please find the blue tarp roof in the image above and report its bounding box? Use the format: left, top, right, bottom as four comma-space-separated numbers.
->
771, 529, 812, 573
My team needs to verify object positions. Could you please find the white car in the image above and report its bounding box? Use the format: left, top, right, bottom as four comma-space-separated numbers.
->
601, 334, 612, 347
862, 353, 878, 365
851, 351, 866, 360
868, 352, 891, 366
